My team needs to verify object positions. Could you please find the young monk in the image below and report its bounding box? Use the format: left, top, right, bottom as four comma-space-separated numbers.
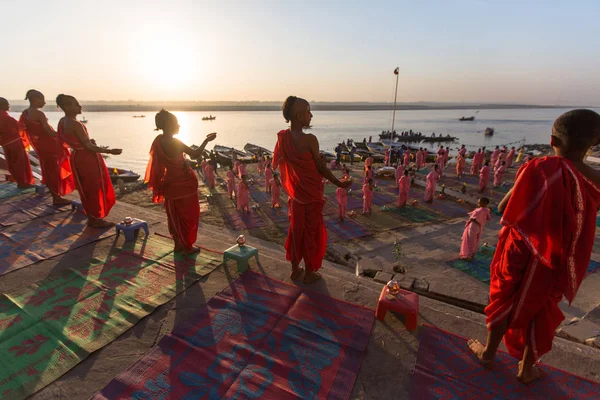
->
56, 94, 122, 227
479, 161, 490, 193
205, 162, 216, 189
422, 148, 428, 163
436, 149, 445, 177
238, 160, 247, 179
516, 147, 525, 163
471, 148, 484, 176
273, 96, 351, 283
384, 148, 390, 166
468, 109, 600, 384
459, 144, 467, 157
424, 164, 439, 203
264, 162, 273, 193
494, 161, 506, 187
456, 153, 465, 178
0, 98, 34, 188
415, 148, 424, 170
362, 178, 374, 215
491, 146, 500, 167
398, 169, 410, 207
20, 90, 74, 204
145, 110, 216, 252
336, 181, 348, 221
506, 146, 516, 168
233, 158, 240, 177
257, 152, 265, 175
270, 172, 282, 208
459, 197, 491, 260
495, 149, 506, 170
364, 155, 373, 172
226, 165, 236, 199
395, 163, 403, 190
237, 175, 250, 213
364, 165, 373, 183
403, 148, 411, 167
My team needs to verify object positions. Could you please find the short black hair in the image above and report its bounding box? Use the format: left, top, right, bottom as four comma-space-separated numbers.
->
479, 197, 490, 206
56, 94, 76, 111
552, 109, 600, 151
155, 109, 176, 131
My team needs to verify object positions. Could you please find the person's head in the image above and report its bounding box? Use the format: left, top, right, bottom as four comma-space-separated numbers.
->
241, 175, 248, 182
478, 197, 490, 207
478, 148, 481, 153
56, 94, 81, 116
274, 172, 280, 179
511, 146, 515, 150
0, 97, 9, 111
404, 169, 409, 176
440, 145, 444, 149
282, 96, 312, 127
495, 146, 499, 149
154, 109, 180, 135
502, 161, 506, 166
419, 147, 422, 151
551, 109, 600, 157
484, 161, 489, 166
433, 164, 439, 171
461, 145, 465, 148
25, 89, 46, 108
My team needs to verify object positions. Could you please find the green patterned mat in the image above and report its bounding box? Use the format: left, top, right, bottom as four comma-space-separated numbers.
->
447, 245, 496, 284
387, 205, 441, 223
0, 236, 221, 400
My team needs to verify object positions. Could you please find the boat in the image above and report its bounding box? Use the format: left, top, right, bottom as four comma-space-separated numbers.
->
244, 143, 273, 158
484, 127, 494, 136
375, 166, 396, 178
133, 115, 146, 118
80, 116, 88, 124
109, 167, 140, 183
367, 141, 390, 153
421, 135, 457, 143
320, 151, 336, 161
213, 145, 255, 166
337, 144, 363, 163
202, 115, 216, 121
353, 142, 384, 162
459, 116, 475, 121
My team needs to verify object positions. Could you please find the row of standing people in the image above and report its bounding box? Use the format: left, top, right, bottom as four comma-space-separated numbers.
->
0, 91, 122, 227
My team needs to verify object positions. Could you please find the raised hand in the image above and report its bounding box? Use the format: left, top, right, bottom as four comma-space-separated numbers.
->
110, 148, 123, 155
205, 132, 217, 142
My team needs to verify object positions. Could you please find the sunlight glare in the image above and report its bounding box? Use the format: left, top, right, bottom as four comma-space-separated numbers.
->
138, 37, 200, 89
172, 111, 190, 143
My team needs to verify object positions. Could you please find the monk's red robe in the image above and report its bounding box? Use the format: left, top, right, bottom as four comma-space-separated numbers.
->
0, 111, 34, 186
486, 157, 600, 360
19, 111, 75, 196
273, 129, 326, 272
58, 119, 115, 219
145, 135, 199, 250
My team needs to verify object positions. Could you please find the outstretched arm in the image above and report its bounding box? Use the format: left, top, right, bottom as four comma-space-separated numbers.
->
307, 134, 350, 188
72, 122, 121, 155
497, 188, 513, 213
182, 133, 217, 159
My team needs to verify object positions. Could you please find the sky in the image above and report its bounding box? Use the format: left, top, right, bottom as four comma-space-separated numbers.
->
2, 0, 599, 105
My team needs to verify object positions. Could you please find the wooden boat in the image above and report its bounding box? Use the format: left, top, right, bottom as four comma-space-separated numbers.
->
109, 167, 140, 183
202, 115, 216, 121
421, 135, 457, 143
337, 144, 363, 163
320, 151, 336, 161
459, 116, 475, 121
133, 115, 146, 118
244, 143, 273, 158
367, 141, 390, 153
213, 145, 255, 166
375, 166, 396, 178
80, 116, 88, 124
484, 127, 494, 136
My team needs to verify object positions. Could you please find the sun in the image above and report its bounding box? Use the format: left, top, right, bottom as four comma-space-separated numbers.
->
137, 37, 200, 89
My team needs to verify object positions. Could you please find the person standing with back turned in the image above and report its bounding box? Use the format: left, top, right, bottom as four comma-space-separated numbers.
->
273, 96, 351, 284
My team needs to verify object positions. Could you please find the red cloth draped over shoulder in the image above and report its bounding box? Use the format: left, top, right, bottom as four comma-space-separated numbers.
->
0, 111, 34, 185
144, 135, 199, 204
272, 129, 323, 204
58, 119, 115, 219
501, 156, 600, 303
19, 111, 75, 196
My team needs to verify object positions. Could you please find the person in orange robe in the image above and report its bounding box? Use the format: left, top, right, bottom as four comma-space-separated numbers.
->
20, 90, 75, 204
56, 94, 122, 228
0, 98, 34, 188
398, 169, 410, 207
273, 96, 351, 284
145, 109, 216, 252
468, 109, 600, 384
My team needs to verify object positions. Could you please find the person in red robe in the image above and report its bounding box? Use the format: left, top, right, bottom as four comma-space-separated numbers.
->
20, 90, 75, 204
468, 109, 600, 384
56, 94, 122, 228
273, 96, 351, 284
0, 98, 34, 188
145, 109, 216, 253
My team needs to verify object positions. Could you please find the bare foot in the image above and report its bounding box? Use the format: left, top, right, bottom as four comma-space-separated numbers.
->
467, 339, 493, 369
290, 267, 304, 280
303, 270, 322, 284
517, 361, 546, 384
179, 246, 201, 255
87, 219, 116, 228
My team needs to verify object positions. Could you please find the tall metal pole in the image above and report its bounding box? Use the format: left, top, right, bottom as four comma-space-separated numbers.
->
391, 67, 399, 134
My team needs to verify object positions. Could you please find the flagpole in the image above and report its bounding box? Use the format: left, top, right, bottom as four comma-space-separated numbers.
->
391, 67, 399, 135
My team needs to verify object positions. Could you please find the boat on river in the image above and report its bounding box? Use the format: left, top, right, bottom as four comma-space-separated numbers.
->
244, 143, 273, 158
459, 116, 475, 121
109, 167, 140, 183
